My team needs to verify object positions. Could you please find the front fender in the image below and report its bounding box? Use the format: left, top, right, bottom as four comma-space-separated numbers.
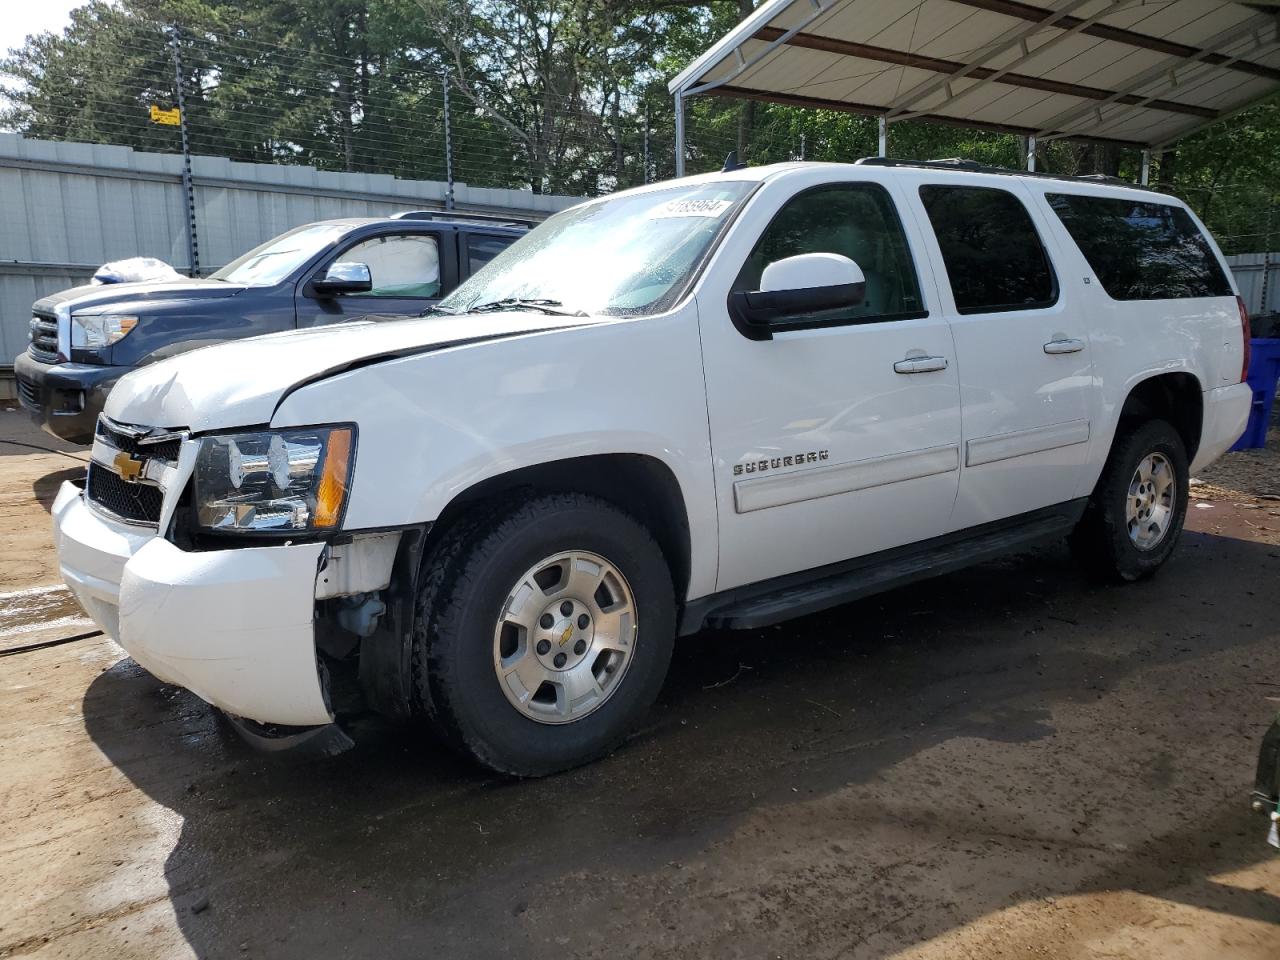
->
271, 309, 720, 600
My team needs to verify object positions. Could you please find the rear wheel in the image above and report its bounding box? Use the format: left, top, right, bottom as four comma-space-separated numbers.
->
1070, 419, 1189, 582
412, 493, 675, 776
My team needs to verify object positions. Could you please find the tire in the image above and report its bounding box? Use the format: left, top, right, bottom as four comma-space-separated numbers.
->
412, 492, 675, 776
1069, 418, 1189, 582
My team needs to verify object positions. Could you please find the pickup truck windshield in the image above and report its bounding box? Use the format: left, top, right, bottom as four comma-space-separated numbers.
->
438, 181, 755, 317
211, 223, 350, 287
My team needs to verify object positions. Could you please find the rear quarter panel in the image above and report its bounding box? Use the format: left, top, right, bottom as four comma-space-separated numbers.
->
1025, 185, 1240, 466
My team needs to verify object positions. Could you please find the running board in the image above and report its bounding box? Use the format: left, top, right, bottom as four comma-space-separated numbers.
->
682, 500, 1086, 633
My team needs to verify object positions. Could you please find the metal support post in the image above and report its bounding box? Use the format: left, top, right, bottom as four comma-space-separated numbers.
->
168, 25, 199, 277
1026, 134, 1037, 172
877, 116, 888, 158
441, 71, 455, 210
674, 93, 686, 177
643, 104, 650, 184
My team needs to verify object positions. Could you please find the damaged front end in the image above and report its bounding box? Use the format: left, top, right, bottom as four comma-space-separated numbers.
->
314, 526, 427, 723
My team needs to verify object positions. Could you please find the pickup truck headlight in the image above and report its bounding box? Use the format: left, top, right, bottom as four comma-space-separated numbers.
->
193, 426, 355, 533
70, 313, 138, 350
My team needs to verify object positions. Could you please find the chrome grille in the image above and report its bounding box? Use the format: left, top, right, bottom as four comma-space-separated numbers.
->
27, 312, 58, 363
95, 417, 182, 463
85, 416, 186, 527
87, 464, 164, 525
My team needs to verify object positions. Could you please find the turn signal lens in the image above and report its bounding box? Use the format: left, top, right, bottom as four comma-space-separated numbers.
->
314, 428, 353, 528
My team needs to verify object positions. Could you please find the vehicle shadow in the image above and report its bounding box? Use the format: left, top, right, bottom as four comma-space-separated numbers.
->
32, 466, 84, 512
80, 530, 1280, 959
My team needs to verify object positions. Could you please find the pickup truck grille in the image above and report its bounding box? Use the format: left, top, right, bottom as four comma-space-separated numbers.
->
85, 416, 185, 526
95, 418, 182, 463
27, 313, 59, 363
87, 465, 164, 525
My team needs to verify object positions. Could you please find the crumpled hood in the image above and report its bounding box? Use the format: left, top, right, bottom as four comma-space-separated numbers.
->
34, 279, 246, 313
104, 312, 601, 433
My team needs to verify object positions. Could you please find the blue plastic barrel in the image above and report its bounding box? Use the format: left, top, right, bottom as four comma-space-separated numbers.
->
1231, 338, 1280, 451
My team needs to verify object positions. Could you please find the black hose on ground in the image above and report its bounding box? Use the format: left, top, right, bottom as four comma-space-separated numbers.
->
0, 630, 104, 658
0, 438, 89, 463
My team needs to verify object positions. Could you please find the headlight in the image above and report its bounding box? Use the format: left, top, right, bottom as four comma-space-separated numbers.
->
193, 426, 355, 533
70, 313, 138, 349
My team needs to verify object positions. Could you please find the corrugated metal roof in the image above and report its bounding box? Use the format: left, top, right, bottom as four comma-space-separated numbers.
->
670, 0, 1280, 148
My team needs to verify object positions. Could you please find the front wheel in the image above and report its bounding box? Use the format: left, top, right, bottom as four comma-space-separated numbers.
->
412, 493, 675, 776
1070, 418, 1189, 582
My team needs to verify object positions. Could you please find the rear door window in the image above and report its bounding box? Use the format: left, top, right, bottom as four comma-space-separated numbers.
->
466, 234, 513, 274
919, 185, 1057, 314
1045, 194, 1232, 300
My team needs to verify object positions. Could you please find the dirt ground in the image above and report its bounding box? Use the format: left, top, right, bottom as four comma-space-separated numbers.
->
1, 410, 1278, 960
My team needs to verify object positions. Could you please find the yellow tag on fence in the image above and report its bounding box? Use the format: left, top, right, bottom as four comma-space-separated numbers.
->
149, 105, 181, 126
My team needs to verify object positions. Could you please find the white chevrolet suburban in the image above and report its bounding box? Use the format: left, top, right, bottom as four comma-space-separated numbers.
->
52, 159, 1252, 775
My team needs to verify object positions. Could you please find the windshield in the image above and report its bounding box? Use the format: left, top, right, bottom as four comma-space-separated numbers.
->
211, 223, 351, 286
438, 181, 756, 317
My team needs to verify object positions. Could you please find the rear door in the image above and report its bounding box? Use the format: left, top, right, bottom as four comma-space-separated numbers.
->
295, 228, 455, 327
908, 180, 1096, 530
699, 175, 963, 592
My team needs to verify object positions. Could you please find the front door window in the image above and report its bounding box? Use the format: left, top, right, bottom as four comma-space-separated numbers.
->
341, 234, 441, 298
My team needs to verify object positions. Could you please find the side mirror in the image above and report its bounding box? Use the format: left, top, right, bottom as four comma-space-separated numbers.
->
729, 253, 865, 341
311, 261, 372, 296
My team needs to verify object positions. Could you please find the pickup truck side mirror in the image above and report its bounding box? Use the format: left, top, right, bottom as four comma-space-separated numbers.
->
728, 252, 866, 341
311, 261, 373, 297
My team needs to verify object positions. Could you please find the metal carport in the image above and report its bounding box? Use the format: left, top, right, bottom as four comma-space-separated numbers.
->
669, 0, 1280, 177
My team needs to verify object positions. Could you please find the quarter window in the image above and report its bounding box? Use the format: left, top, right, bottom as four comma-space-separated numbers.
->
919, 185, 1057, 314
735, 183, 925, 323
1045, 194, 1231, 300
467, 234, 511, 272
339, 233, 441, 298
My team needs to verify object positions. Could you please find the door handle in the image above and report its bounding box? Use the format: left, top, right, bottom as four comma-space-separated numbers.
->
1043, 338, 1085, 355
893, 356, 949, 374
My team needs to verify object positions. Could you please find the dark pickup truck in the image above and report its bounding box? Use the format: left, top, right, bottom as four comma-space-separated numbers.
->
14, 211, 525, 443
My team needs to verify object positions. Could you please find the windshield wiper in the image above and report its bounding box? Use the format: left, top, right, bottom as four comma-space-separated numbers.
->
464, 298, 587, 317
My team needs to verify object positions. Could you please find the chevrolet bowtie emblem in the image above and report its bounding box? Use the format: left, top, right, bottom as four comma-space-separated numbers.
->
113, 451, 145, 483
559, 625, 574, 647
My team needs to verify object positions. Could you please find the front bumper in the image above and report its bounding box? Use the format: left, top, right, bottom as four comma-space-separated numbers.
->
52, 482, 333, 726
14, 352, 128, 445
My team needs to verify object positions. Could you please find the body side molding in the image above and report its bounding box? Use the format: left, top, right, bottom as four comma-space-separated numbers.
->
966, 418, 1090, 467
733, 442, 959, 514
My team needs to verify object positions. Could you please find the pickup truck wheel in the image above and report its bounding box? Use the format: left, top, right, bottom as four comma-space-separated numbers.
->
413, 493, 675, 776
1070, 419, 1189, 582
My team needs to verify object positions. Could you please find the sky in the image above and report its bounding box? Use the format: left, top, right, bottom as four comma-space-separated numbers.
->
0, 2, 84, 57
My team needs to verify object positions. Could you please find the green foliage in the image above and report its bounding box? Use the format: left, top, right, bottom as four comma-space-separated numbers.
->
1, 0, 1277, 249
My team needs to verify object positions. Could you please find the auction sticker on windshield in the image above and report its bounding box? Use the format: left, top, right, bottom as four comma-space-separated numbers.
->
648, 198, 735, 219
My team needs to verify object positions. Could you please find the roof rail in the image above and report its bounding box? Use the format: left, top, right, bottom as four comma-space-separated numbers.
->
853, 156, 1154, 190
389, 210, 535, 229
856, 157, 985, 171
